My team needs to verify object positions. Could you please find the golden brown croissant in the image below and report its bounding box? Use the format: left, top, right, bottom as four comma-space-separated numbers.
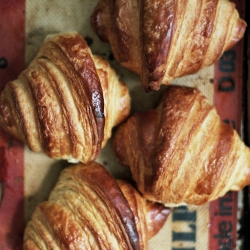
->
113, 85, 250, 206
23, 162, 170, 249
91, 0, 246, 91
0, 32, 130, 163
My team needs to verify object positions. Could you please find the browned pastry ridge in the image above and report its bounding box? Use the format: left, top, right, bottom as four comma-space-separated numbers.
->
0, 32, 130, 163
91, 0, 246, 91
23, 162, 171, 250
113, 85, 250, 206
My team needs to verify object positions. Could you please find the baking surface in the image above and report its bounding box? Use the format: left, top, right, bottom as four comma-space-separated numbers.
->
0, 0, 246, 249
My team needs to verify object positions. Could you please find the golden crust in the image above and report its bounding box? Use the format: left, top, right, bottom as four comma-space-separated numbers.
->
0, 32, 130, 163
113, 85, 250, 206
141, 0, 177, 91
118, 179, 171, 249
23, 162, 170, 249
91, 0, 141, 74
91, 0, 246, 91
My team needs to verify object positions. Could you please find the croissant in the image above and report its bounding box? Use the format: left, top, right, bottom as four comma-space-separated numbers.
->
91, 0, 247, 91
113, 85, 250, 206
23, 162, 171, 249
0, 32, 130, 163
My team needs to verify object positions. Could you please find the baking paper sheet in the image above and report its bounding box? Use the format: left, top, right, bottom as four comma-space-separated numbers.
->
0, 0, 246, 249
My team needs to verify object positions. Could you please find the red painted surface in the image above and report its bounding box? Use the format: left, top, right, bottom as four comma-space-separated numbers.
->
0, 0, 25, 249
209, 192, 239, 250
0, 130, 24, 249
210, 1, 245, 249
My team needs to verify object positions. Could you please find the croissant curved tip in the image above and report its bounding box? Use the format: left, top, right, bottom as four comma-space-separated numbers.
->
225, 17, 247, 51
90, 1, 109, 43
230, 164, 250, 191
232, 18, 247, 41
113, 124, 129, 166
147, 81, 164, 92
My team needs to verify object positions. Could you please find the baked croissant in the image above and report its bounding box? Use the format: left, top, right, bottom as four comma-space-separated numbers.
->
91, 0, 247, 91
113, 85, 250, 206
0, 32, 130, 163
23, 162, 171, 249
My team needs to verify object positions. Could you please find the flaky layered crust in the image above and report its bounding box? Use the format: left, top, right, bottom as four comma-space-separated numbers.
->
23, 162, 170, 249
0, 32, 130, 163
118, 180, 171, 250
91, 0, 246, 91
113, 85, 250, 206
